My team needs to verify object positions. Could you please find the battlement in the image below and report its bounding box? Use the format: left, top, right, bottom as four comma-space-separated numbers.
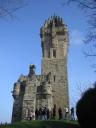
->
40, 15, 68, 39
42, 15, 64, 28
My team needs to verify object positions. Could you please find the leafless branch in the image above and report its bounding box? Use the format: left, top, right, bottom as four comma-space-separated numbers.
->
0, 0, 30, 19
66, 0, 96, 9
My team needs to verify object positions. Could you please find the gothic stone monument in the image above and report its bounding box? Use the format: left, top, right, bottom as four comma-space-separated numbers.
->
12, 15, 69, 122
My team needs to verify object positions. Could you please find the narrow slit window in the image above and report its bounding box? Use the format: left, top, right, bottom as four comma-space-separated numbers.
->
54, 76, 56, 82
48, 51, 50, 58
53, 49, 56, 58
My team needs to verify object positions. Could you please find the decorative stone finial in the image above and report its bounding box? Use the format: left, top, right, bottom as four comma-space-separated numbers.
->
29, 64, 36, 76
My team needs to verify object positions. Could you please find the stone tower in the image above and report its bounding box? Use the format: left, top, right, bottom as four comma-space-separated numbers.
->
11, 15, 69, 122
40, 15, 69, 110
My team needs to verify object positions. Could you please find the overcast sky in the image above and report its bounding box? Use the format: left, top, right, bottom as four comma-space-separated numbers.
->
0, 0, 95, 123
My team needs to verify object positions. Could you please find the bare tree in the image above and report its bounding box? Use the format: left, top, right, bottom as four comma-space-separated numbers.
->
70, 81, 95, 112
63, 0, 96, 57
0, 0, 29, 19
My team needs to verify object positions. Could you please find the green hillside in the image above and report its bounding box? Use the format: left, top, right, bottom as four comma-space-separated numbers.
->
0, 120, 80, 128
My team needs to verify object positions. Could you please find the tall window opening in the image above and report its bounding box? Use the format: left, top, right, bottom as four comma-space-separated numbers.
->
48, 51, 50, 58
53, 75, 56, 82
53, 49, 56, 58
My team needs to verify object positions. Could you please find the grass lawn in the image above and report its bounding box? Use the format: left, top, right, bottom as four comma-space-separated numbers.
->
0, 120, 80, 128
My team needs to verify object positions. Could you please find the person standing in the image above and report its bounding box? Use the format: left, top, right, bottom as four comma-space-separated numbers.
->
53, 104, 56, 119
64, 107, 69, 119
71, 107, 75, 120
35, 108, 39, 120
30, 111, 33, 121
58, 107, 62, 120
47, 108, 49, 120
42, 107, 47, 120
38, 108, 42, 120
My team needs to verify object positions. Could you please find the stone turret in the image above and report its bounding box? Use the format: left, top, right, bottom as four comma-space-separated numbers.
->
36, 77, 53, 110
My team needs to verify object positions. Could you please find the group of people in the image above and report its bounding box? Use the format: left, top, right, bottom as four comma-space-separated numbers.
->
29, 107, 50, 121
58, 107, 75, 120
29, 106, 75, 121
